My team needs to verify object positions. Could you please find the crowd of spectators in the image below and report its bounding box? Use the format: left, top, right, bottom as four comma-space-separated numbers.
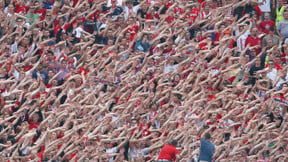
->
0, 0, 288, 161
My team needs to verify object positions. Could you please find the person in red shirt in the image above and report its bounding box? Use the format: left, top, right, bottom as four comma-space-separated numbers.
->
158, 140, 180, 162
186, 6, 200, 25
245, 27, 262, 54
34, 1, 46, 21
14, 0, 28, 14
259, 13, 275, 34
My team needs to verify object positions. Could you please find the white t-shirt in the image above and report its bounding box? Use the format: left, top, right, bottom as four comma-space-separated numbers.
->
276, 70, 288, 87
237, 31, 250, 52
106, 0, 123, 7
258, 0, 271, 12
123, 5, 140, 20
13, 69, 31, 81
211, 68, 220, 77
164, 64, 178, 73
75, 27, 84, 38
106, 147, 118, 162
266, 68, 277, 81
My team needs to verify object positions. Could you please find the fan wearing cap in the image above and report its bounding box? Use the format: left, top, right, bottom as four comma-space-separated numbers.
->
223, 29, 235, 49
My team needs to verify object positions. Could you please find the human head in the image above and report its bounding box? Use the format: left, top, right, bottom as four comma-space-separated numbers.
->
205, 132, 211, 140
269, 27, 275, 35
264, 12, 270, 21
170, 140, 178, 147
284, 10, 288, 20
251, 28, 258, 37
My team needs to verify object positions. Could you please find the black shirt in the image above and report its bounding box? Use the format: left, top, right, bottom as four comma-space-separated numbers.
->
249, 64, 264, 85
137, 9, 147, 19
233, 4, 255, 20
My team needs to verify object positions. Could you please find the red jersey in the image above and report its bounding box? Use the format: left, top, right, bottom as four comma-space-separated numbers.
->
35, 9, 46, 21
14, 4, 28, 14
126, 25, 139, 41
259, 20, 275, 34
245, 36, 262, 54
158, 145, 179, 161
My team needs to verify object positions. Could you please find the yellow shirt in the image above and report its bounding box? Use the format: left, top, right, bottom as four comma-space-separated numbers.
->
276, 6, 285, 27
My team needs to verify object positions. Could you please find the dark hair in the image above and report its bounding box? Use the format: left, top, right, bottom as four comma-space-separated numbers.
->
170, 140, 178, 147
269, 27, 275, 32
205, 132, 211, 140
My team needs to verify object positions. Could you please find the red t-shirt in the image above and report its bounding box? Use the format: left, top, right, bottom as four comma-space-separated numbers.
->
254, 5, 262, 20
245, 36, 262, 54
158, 145, 179, 161
35, 9, 46, 21
126, 25, 139, 41
259, 20, 275, 34
15, 4, 28, 14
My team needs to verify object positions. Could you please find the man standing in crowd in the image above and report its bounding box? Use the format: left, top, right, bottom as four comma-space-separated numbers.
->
199, 133, 215, 162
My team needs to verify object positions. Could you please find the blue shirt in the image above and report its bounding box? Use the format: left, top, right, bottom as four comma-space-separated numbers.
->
199, 138, 215, 162
43, 2, 53, 9
134, 40, 150, 52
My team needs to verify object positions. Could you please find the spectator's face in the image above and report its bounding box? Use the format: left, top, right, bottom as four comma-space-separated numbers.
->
220, 25, 225, 32
48, 53, 53, 60
32, 114, 39, 123
267, 39, 274, 47
125, 33, 130, 40
131, 120, 137, 127
244, 55, 250, 63
284, 12, 288, 20
243, 71, 250, 78
16, 18, 23, 25
251, 28, 257, 37
128, 18, 134, 24
119, 46, 125, 52
264, 13, 270, 20
59, 19, 64, 26
143, 35, 148, 42
268, 61, 274, 68
251, 50, 256, 56
108, 39, 113, 46
8, 5, 14, 13
45, 13, 52, 20
142, 3, 148, 10
174, 75, 180, 81
61, 61, 67, 69
127, 2, 133, 8
255, 58, 261, 65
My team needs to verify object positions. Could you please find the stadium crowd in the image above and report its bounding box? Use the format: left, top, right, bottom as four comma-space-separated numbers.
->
0, 0, 288, 161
